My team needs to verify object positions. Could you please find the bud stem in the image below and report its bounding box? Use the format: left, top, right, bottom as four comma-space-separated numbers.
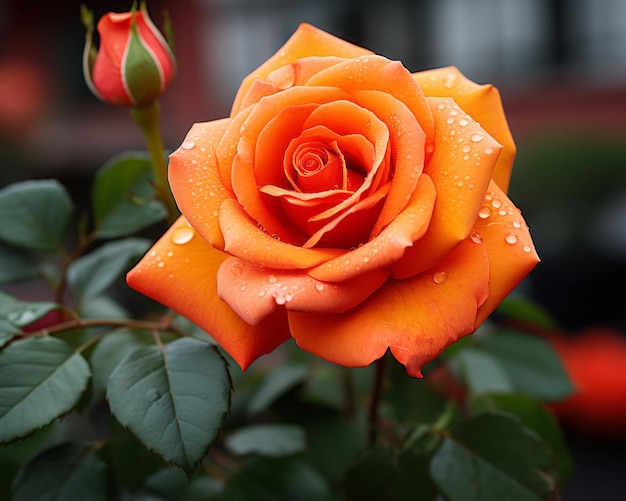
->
130, 101, 179, 222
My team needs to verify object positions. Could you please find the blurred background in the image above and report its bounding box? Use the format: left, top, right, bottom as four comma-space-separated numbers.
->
1, 0, 625, 498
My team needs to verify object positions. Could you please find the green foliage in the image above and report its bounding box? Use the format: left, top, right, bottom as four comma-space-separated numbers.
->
0, 180, 73, 252
11, 442, 108, 501
107, 337, 231, 475
430, 412, 554, 501
92, 152, 167, 238
0, 336, 90, 443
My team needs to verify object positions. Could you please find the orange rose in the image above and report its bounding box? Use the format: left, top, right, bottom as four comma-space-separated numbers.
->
127, 24, 538, 376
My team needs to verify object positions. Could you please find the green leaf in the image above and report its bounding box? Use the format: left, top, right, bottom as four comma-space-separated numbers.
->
0, 180, 72, 252
0, 319, 20, 349
0, 290, 61, 330
90, 329, 153, 399
475, 331, 574, 402
11, 442, 108, 501
92, 152, 167, 238
0, 242, 37, 284
452, 348, 514, 395
222, 457, 331, 500
225, 424, 307, 458
469, 393, 573, 489
247, 365, 308, 416
67, 237, 151, 302
106, 337, 231, 474
0, 336, 90, 444
430, 412, 556, 501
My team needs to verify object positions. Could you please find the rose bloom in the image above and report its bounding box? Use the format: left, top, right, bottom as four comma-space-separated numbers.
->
128, 24, 538, 377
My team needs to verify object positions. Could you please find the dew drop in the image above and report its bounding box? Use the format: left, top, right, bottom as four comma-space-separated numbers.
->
181, 139, 195, 150
491, 199, 502, 209
433, 271, 448, 284
315, 282, 325, 292
478, 206, 491, 219
523, 245, 532, 253
258, 289, 267, 298
505, 233, 518, 245
157, 261, 164, 268
512, 220, 522, 229
240, 284, 247, 292
471, 133, 485, 142
470, 232, 483, 244
447, 118, 454, 124
170, 226, 194, 245
268, 275, 278, 283
443, 73, 458, 88
484, 146, 494, 155
437, 103, 446, 110
459, 118, 469, 126
274, 294, 286, 306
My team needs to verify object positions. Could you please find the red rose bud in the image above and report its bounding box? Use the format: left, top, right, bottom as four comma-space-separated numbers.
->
82, 2, 176, 106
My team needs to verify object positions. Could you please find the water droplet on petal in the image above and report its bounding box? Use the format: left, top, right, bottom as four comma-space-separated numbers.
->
315, 282, 325, 292
491, 199, 502, 209
268, 275, 278, 284
470, 232, 483, 244
505, 233, 518, 245
170, 226, 195, 245
181, 139, 195, 150
433, 271, 448, 284
258, 289, 266, 297
240, 284, 247, 292
471, 133, 485, 142
443, 73, 458, 88
523, 245, 532, 253
478, 206, 491, 219
459, 118, 469, 126
512, 220, 522, 229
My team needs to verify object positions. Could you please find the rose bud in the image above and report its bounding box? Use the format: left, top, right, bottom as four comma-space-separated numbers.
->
82, 2, 176, 107
128, 24, 539, 377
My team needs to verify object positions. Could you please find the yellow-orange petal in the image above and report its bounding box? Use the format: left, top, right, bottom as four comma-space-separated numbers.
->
126, 216, 291, 370
414, 66, 515, 192
169, 119, 231, 250
391, 97, 501, 279
289, 237, 490, 377
307, 56, 434, 145
219, 197, 343, 269
217, 257, 389, 325
308, 174, 436, 282
232, 23, 372, 115
239, 56, 347, 110
473, 181, 540, 327
351, 89, 426, 237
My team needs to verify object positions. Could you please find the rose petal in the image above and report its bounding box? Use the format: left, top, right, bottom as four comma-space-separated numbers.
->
350, 89, 426, 237
169, 119, 231, 250
126, 217, 291, 370
414, 66, 515, 192
472, 181, 540, 326
232, 86, 353, 243
232, 24, 372, 115
289, 237, 490, 377
239, 56, 348, 110
307, 56, 434, 138
217, 257, 389, 325
219, 197, 343, 269
391, 97, 501, 279
308, 174, 436, 282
